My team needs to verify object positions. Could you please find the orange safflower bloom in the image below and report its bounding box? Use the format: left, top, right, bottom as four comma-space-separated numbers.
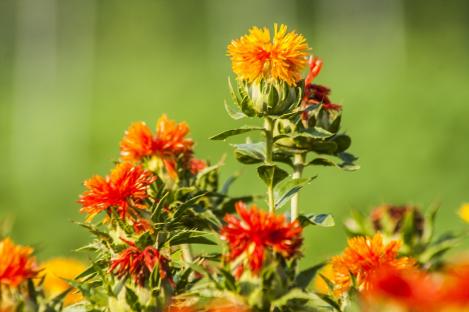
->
109, 238, 170, 287
331, 233, 415, 296
78, 162, 156, 221
120, 115, 193, 176
206, 298, 250, 312
362, 266, 439, 312
41, 258, 87, 306
221, 202, 302, 277
0, 237, 38, 287
227, 24, 310, 86
441, 262, 469, 308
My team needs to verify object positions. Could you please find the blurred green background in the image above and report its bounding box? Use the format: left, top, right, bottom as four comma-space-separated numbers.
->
1, 0, 468, 263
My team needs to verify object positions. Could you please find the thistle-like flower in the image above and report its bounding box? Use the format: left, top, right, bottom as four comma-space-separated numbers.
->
330, 233, 415, 296
220, 202, 302, 277
0, 237, 38, 287
78, 162, 156, 221
109, 238, 170, 286
120, 115, 193, 178
228, 24, 309, 86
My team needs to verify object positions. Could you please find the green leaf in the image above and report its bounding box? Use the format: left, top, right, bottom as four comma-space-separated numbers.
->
274, 177, 316, 210
307, 157, 359, 171
257, 164, 289, 188
232, 142, 265, 164
125, 287, 142, 311
295, 263, 324, 289
224, 100, 246, 120
331, 134, 351, 153
169, 231, 217, 246
297, 127, 334, 139
299, 213, 335, 227
210, 126, 264, 141
172, 193, 207, 219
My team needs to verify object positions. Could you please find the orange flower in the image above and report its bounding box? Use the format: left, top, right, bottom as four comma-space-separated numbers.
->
227, 24, 309, 86
120, 115, 193, 171
109, 238, 170, 286
78, 162, 156, 221
207, 298, 250, 312
221, 202, 302, 276
41, 258, 86, 305
0, 237, 38, 287
331, 233, 415, 296
362, 266, 439, 312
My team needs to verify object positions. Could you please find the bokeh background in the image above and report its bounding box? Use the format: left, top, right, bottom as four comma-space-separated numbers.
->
1, 0, 468, 264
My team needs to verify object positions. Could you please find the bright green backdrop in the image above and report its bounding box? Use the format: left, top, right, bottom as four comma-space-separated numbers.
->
1, 0, 468, 263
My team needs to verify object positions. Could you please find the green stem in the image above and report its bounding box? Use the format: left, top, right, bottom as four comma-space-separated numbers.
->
264, 117, 275, 213
291, 153, 305, 221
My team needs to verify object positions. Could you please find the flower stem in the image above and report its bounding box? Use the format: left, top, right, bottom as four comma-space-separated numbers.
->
291, 153, 305, 221
264, 117, 275, 213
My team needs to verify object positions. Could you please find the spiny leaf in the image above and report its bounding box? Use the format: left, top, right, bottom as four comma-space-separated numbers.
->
274, 177, 316, 210
232, 142, 265, 164
210, 126, 264, 141
257, 164, 289, 188
299, 213, 335, 227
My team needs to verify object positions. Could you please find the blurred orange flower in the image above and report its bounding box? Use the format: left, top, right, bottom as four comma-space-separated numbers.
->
221, 202, 302, 276
120, 115, 193, 178
227, 24, 309, 86
331, 233, 415, 296
0, 237, 38, 288
41, 258, 86, 305
78, 162, 156, 221
109, 238, 170, 286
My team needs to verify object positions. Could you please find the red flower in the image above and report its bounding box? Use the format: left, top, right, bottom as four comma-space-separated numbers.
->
120, 115, 193, 178
0, 237, 38, 287
304, 56, 323, 86
220, 202, 302, 276
188, 158, 207, 175
109, 238, 170, 286
78, 162, 156, 221
362, 267, 438, 312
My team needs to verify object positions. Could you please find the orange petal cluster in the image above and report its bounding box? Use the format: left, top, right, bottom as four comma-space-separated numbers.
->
221, 202, 302, 276
0, 237, 38, 287
362, 263, 469, 311
78, 162, 156, 221
330, 233, 415, 296
227, 24, 309, 86
120, 115, 193, 162
109, 238, 170, 286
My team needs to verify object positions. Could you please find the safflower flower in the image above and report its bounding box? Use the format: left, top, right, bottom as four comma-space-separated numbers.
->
0, 237, 38, 288
120, 115, 193, 178
109, 238, 170, 286
227, 24, 309, 86
78, 162, 156, 221
220, 202, 302, 277
41, 258, 86, 305
331, 233, 415, 296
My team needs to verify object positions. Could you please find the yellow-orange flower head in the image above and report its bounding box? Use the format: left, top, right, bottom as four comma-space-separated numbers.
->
227, 24, 310, 86
0, 237, 38, 288
41, 258, 87, 305
330, 233, 415, 296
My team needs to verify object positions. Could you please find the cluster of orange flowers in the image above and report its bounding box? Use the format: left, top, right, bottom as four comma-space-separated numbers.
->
0, 237, 38, 288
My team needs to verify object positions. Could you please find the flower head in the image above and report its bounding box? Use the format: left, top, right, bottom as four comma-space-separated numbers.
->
220, 202, 302, 276
330, 233, 415, 296
188, 158, 207, 175
227, 24, 309, 86
78, 162, 156, 221
0, 237, 38, 287
362, 266, 438, 312
41, 258, 86, 305
109, 238, 170, 286
120, 115, 193, 162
